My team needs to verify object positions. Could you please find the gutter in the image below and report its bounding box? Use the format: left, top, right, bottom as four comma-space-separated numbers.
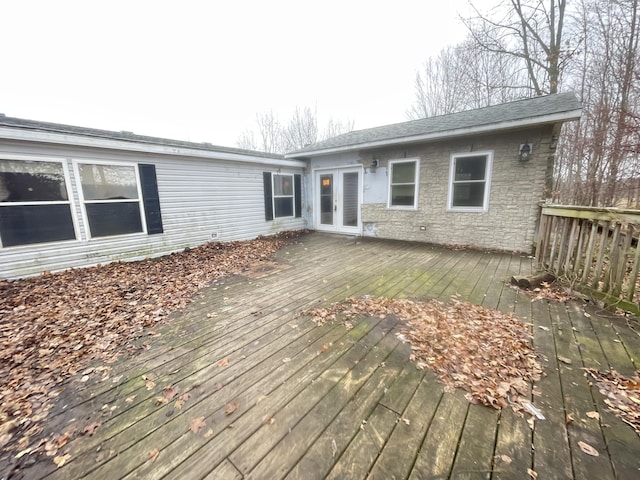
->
284, 109, 582, 158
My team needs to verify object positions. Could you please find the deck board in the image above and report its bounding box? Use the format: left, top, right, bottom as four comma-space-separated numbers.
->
16, 232, 639, 480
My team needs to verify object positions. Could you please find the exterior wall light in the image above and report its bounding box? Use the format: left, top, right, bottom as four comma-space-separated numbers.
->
519, 143, 532, 162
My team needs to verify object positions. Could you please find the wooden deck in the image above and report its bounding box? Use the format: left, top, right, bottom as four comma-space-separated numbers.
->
20, 233, 640, 479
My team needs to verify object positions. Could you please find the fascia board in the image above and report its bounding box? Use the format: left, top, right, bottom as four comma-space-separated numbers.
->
285, 109, 582, 158
0, 127, 307, 169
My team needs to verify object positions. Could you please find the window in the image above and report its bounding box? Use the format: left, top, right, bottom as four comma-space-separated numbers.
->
388, 159, 419, 209
448, 152, 492, 211
77, 162, 145, 238
0, 158, 76, 247
273, 174, 294, 218
263, 172, 302, 220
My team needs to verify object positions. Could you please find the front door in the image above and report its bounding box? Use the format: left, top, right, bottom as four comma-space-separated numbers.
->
315, 168, 362, 234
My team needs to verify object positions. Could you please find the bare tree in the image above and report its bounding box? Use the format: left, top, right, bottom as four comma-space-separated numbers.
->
554, 0, 640, 207
237, 106, 353, 154
282, 106, 318, 152
236, 129, 258, 151
407, 38, 531, 119
463, 0, 573, 95
322, 117, 355, 140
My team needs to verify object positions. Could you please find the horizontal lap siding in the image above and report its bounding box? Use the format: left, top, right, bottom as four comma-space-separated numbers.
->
0, 142, 305, 279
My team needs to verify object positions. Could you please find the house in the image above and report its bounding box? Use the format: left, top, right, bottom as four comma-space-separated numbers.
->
286, 92, 581, 253
0, 117, 305, 279
0, 93, 581, 279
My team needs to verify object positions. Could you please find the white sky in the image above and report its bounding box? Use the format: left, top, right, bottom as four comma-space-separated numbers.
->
0, 0, 494, 148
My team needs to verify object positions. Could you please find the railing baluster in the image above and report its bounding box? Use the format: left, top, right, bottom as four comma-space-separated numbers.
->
537, 205, 640, 314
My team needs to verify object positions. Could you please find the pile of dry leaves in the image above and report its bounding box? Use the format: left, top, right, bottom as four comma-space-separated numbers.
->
586, 368, 640, 435
0, 231, 306, 453
302, 296, 543, 411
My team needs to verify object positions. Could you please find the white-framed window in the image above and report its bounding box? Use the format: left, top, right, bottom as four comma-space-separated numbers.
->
388, 158, 419, 209
448, 151, 493, 212
272, 173, 294, 218
75, 160, 146, 238
0, 156, 77, 247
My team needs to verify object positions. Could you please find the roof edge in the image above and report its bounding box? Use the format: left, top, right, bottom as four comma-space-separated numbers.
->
285, 108, 581, 159
0, 126, 306, 168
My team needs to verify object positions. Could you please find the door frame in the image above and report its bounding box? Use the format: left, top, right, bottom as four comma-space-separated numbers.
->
312, 165, 363, 235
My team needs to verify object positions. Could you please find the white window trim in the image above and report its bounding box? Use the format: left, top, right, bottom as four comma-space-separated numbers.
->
272, 172, 295, 219
0, 154, 80, 248
447, 151, 493, 212
387, 158, 420, 210
72, 159, 148, 239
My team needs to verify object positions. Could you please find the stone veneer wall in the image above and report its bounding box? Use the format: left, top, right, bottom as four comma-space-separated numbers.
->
359, 126, 555, 253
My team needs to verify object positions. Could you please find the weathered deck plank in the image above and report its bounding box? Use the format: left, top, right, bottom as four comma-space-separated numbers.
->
530, 299, 573, 479
367, 375, 443, 480
551, 302, 616, 480
450, 404, 500, 479
324, 403, 398, 480
408, 390, 469, 479
566, 302, 640, 478
14, 232, 638, 480
284, 341, 410, 480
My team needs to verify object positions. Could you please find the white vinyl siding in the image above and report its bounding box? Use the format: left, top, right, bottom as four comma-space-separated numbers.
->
0, 144, 305, 279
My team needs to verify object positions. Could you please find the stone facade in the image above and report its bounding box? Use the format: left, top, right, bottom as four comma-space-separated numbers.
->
358, 126, 555, 253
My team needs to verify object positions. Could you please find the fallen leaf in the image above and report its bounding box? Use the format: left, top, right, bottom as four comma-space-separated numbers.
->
401, 418, 411, 426
527, 468, 538, 479
148, 448, 159, 462
282, 357, 291, 363
0, 233, 303, 456
558, 356, 572, 365
189, 417, 206, 433
225, 402, 240, 415
321, 344, 329, 352
255, 394, 268, 405
83, 422, 101, 436
299, 295, 544, 414
53, 454, 71, 468
217, 358, 229, 367
578, 441, 599, 456
174, 392, 192, 410
500, 454, 512, 464
162, 385, 179, 401
586, 411, 600, 420
204, 428, 214, 439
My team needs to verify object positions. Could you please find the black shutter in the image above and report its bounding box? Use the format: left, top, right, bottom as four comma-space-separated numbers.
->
294, 174, 302, 218
263, 172, 273, 221
138, 164, 164, 234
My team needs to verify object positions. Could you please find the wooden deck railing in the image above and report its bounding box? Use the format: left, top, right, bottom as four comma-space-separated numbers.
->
536, 204, 640, 315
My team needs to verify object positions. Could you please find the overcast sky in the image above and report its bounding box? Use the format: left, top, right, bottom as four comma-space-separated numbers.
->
0, 0, 493, 148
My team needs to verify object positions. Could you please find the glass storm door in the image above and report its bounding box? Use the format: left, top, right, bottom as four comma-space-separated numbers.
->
315, 168, 361, 234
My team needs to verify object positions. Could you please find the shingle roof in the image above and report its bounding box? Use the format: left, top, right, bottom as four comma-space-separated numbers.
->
0, 115, 284, 160
286, 92, 581, 157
